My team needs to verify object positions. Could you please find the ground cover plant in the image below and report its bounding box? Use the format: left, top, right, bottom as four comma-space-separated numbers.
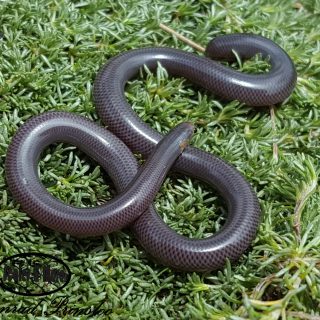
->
0, 0, 320, 319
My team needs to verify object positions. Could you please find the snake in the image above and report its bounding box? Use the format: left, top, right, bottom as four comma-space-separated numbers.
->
5, 34, 296, 272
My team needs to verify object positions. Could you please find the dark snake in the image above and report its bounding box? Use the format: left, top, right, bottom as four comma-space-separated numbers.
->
5, 34, 296, 271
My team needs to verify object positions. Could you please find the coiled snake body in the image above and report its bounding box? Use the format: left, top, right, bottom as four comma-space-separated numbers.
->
5, 34, 296, 271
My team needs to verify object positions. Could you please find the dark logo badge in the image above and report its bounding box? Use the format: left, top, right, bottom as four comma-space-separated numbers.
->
0, 253, 71, 296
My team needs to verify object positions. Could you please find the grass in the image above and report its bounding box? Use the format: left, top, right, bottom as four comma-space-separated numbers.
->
0, 0, 320, 319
